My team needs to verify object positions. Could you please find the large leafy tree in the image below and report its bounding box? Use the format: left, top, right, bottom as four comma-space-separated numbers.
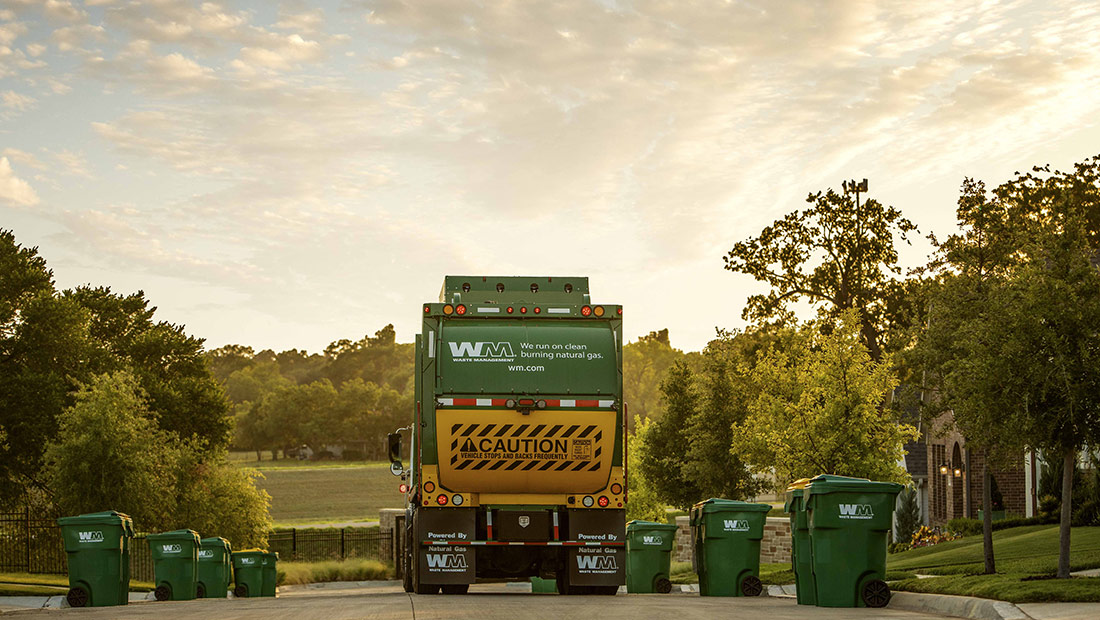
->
724, 184, 918, 359
622, 329, 693, 425
732, 311, 918, 488
637, 361, 704, 510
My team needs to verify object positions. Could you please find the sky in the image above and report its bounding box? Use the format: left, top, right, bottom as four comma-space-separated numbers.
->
2, 0, 1099, 354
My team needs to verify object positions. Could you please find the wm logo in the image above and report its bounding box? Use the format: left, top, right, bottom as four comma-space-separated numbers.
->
78, 531, 104, 542
723, 519, 749, 531
162, 544, 182, 553
839, 504, 874, 519
642, 535, 662, 545
448, 341, 514, 360
577, 555, 618, 570
426, 553, 468, 569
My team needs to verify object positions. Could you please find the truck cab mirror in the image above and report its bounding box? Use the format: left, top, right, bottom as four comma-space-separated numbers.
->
387, 432, 403, 475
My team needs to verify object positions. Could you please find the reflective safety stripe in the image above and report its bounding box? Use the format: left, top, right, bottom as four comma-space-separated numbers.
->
423, 540, 624, 547
436, 398, 616, 408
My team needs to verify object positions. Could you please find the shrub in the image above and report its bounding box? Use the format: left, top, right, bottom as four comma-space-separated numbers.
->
947, 518, 982, 537
888, 542, 911, 554
277, 559, 392, 585
895, 485, 921, 544
910, 525, 959, 548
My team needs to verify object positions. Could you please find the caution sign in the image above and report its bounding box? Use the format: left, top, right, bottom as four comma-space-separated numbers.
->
437, 410, 615, 494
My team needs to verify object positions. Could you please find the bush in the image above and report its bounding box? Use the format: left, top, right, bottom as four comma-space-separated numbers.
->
895, 485, 921, 544
947, 518, 983, 537
910, 525, 960, 547
947, 514, 1056, 537
888, 542, 911, 554
277, 559, 392, 585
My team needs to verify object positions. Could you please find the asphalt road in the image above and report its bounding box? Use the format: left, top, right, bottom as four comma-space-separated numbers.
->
0, 583, 954, 619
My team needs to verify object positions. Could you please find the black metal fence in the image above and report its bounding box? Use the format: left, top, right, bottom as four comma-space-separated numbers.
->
0, 508, 66, 574
268, 528, 392, 563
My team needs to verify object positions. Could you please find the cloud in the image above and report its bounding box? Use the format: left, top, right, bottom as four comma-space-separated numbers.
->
0, 156, 40, 206
43, 0, 87, 23
1, 147, 46, 170
1, 89, 35, 110
236, 33, 324, 71
55, 149, 92, 178
51, 23, 105, 52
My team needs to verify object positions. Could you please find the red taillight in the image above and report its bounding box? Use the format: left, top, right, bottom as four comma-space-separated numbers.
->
456, 305, 466, 315
534, 307, 541, 314
617, 307, 623, 315
610, 483, 622, 495
581, 305, 592, 316
520, 307, 527, 314
507, 307, 514, 314
518, 398, 535, 407
424, 306, 430, 313
424, 481, 435, 493
437, 494, 449, 506
597, 496, 609, 507
399, 483, 409, 493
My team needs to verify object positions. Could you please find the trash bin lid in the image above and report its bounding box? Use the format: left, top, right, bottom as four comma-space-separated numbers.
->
200, 537, 232, 551
783, 478, 815, 511
233, 548, 265, 555
57, 510, 132, 527
626, 520, 679, 533
147, 529, 201, 542
806, 474, 901, 496
692, 498, 771, 514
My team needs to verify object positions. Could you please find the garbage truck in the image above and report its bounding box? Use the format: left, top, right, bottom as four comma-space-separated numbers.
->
389, 276, 626, 595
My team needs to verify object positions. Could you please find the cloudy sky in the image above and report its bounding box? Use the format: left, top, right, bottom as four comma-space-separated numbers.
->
2, 0, 1098, 353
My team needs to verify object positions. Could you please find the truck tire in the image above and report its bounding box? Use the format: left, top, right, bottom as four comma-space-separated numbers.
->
440, 584, 469, 594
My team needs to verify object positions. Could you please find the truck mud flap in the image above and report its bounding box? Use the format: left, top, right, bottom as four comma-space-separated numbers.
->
417, 508, 476, 584
567, 510, 625, 586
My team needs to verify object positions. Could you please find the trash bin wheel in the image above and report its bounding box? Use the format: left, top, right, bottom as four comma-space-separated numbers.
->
861, 579, 891, 608
440, 584, 469, 594
66, 586, 89, 608
196, 583, 206, 599
655, 578, 673, 594
234, 584, 248, 598
740, 575, 763, 597
154, 584, 171, 601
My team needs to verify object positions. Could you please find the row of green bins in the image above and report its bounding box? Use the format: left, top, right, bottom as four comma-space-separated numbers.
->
148, 529, 201, 601
690, 499, 770, 597
57, 511, 135, 607
786, 474, 902, 608
625, 520, 678, 593
232, 549, 278, 597
198, 537, 233, 599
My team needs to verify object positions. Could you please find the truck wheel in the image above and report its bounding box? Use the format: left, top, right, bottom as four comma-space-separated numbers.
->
441, 584, 469, 594
594, 585, 619, 595
740, 576, 763, 597
402, 524, 414, 593
154, 584, 171, 601
861, 579, 891, 608
655, 578, 672, 594
66, 586, 89, 608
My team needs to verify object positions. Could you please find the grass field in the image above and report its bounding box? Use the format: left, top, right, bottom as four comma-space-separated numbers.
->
236, 456, 404, 526
0, 572, 154, 597
887, 525, 1100, 602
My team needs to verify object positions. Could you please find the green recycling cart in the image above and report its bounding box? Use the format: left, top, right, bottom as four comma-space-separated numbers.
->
625, 520, 678, 594
261, 551, 279, 597
530, 576, 558, 593
805, 474, 902, 608
232, 549, 265, 598
784, 478, 815, 605
57, 511, 134, 608
197, 537, 232, 599
148, 529, 200, 601
690, 499, 770, 597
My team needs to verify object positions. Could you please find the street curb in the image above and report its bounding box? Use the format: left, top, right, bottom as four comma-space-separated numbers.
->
889, 591, 1034, 620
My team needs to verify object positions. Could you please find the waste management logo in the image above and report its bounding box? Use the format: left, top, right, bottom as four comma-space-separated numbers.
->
723, 519, 750, 532
576, 554, 618, 572
448, 341, 515, 362
641, 535, 663, 545
198, 550, 214, 559
78, 531, 104, 543
839, 504, 874, 520
426, 553, 468, 572
240, 557, 256, 565
162, 544, 183, 553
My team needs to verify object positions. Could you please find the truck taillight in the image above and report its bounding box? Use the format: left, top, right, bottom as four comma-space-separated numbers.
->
399, 483, 409, 493
437, 494, 449, 506
610, 483, 622, 495
424, 306, 430, 313
424, 481, 435, 493
581, 305, 592, 316
507, 307, 514, 314
452, 494, 464, 506
520, 307, 527, 314
534, 307, 541, 314
598, 496, 609, 508
617, 307, 623, 315
443, 304, 454, 315
456, 304, 467, 315
594, 306, 605, 317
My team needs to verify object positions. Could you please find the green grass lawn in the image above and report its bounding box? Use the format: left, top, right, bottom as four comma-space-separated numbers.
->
887, 525, 1100, 603
0, 572, 154, 596
247, 461, 404, 526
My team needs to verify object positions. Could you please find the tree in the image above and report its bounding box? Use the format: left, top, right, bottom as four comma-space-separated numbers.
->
625, 417, 670, 523
622, 329, 689, 425
638, 362, 704, 510
724, 184, 918, 359
43, 372, 179, 527
918, 157, 1100, 577
172, 450, 272, 548
732, 311, 918, 489
895, 485, 921, 546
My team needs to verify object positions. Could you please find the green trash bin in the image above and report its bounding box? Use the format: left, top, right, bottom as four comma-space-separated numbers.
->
197, 537, 232, 599
691, 498, 770, 597
784, 478, 815, 605
530, 576, 558, 593
232, 549, 265, 598
148, 529, 200, 601
625, 520, 678, 593
261, 551, 279, 597
57, 511, 134, 607
805, 474, 902, 608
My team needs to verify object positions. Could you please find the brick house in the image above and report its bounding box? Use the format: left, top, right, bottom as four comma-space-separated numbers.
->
924, 410, 1033, 524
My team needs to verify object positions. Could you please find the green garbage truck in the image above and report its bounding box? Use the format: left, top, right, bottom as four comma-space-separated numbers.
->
390, 276, 627, 595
